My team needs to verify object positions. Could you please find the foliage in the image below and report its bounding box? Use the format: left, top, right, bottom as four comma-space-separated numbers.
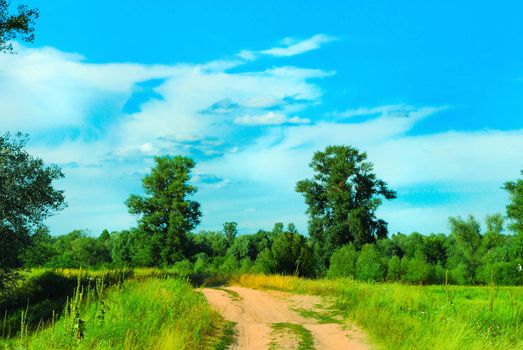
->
328, 243, 358, 278
0, 133, 65, 234
223, 222, 238, 247
296, 145, 396, 265
0, 133, 65, 294
503, 169, 523, 234
264, 229, 316, 277
355, 244, 385, 282
448, 216, 482, 284
403, 251, 431, 285
0, 0, 38, 52
126, 156, 201, 265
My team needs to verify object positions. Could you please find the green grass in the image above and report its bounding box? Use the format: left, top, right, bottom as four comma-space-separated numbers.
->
270, 322, 315, 350
214, 288, 242, 302
1, 276, 228, 349
235, 274, 523, 350
212, 321, 237, 350
293, 306, 341, 324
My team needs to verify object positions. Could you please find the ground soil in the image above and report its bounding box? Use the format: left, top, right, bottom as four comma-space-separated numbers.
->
201, 286, 370, 350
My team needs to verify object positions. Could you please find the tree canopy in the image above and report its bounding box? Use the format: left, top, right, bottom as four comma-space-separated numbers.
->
0, 132, 65, 294
503, 170, 523, 234
296, 145, 396, 263
0, 133, 65, 234
0, 0, 39, 52
126, 155, 201, 265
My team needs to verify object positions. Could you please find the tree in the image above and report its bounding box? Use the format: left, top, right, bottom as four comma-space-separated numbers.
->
223, 222, 238, 247
387, 255, 402, 281
328, 243, 358, 278
296, 145, 396, 264
20, 226, 56, 267
258, 229, 316, 278
0, 0, 39, 52
355, 244, 385, 282
448, 216, 482, 284
503, 170, 523, 234
0, 133, 65, 294
126, 156, 201, 265
404, 250, 431, 285
421, 233, 448, 265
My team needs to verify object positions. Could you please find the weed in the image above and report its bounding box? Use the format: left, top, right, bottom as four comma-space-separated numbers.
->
270, 322, 315, 350
215, 288, 242, 302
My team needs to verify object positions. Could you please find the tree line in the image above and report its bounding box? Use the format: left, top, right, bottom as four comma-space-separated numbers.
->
2, 133, 522, 290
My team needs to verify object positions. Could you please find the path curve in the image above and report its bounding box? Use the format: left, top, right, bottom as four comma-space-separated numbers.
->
201, 286, 370, 350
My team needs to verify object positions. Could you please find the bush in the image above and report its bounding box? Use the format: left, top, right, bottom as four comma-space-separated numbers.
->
386, 255, 402, 281
404, 251, 431, 285
328, 244, 358, 278
356, 244, 385, 282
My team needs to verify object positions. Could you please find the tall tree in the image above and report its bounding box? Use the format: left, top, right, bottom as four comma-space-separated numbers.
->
223, 221, 238, 247
126, 156, 201, 265
448, 216, 482, 284
0, 133, 65, 294
503, 169, 523, 234
296, 145, 396, 264
0, 0, 39, 52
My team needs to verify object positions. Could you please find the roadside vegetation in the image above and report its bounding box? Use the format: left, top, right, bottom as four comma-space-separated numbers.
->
1, 269, 231, 349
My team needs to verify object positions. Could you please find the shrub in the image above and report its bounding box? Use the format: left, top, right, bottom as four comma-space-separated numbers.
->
328, 244, 358, 278
356, 244, 385, 282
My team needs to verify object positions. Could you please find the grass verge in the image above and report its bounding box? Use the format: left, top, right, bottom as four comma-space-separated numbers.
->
1, 277, 227, 349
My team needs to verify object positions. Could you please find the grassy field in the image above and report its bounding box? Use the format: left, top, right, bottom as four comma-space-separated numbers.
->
0, 269, 232, 350
2, 270, 522, 349
234, 274, 523, 350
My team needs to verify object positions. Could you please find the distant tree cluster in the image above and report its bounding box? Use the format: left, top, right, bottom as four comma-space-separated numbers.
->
328, 214, 523, 285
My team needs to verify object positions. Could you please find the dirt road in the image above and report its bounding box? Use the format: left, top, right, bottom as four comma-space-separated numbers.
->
201, 286, 370, 350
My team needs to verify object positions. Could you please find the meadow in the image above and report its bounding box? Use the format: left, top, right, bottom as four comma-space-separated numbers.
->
1, 269, 522, 349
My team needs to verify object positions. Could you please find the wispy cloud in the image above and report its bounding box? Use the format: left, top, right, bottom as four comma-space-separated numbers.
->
239, 34, 337, 60
234, 112, 310, 126
330, 104, 448, 121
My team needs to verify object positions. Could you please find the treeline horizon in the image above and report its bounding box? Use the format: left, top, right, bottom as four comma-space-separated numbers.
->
20, 212, 523, 286
2, 133, 523, 287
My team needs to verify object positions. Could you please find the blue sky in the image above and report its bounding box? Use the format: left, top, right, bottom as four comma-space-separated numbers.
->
2, 0, 523, 235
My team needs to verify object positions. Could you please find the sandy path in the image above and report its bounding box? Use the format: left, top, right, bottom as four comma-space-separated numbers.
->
201, 286, 370, 350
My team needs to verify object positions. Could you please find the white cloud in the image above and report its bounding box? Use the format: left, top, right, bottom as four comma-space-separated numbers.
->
0, 45, 175, 133
332, 104, 425, 119
1, 40, 334, 234
2, 39, 522, 236
202, 105, 523, 233
205, 105, 522, 190
234, 112, 310, 126
238, 34, 337, 60
261, 34, 337, 57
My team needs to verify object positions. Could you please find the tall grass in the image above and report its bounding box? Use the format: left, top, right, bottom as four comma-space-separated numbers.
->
1, 276, 227, 349
234, 274, 523, 349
